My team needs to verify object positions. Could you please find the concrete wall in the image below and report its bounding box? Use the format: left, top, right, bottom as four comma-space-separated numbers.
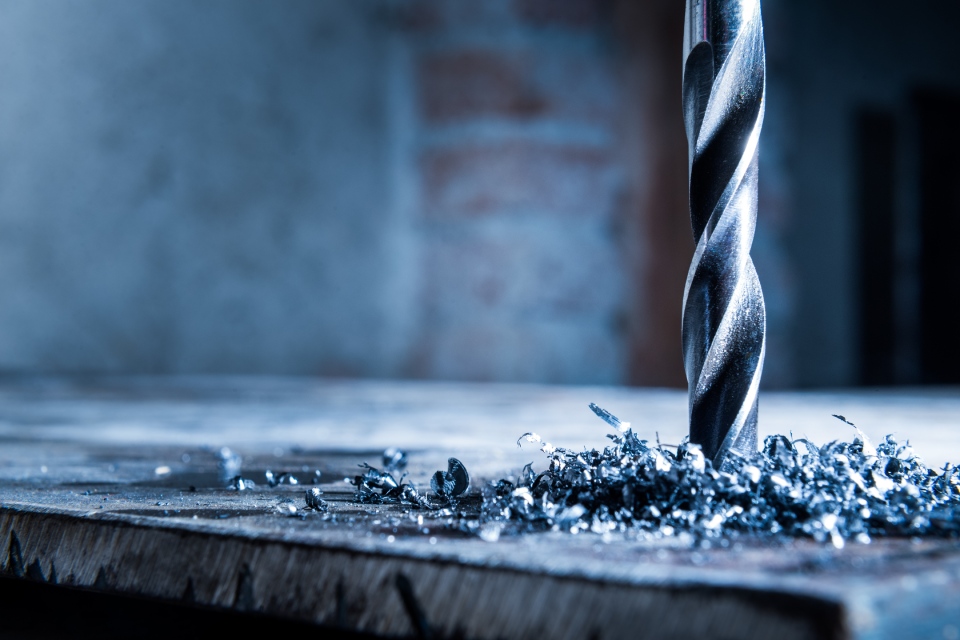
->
0, 0, 635, 384
1, 0, 952, 387
0, 0, 412, 376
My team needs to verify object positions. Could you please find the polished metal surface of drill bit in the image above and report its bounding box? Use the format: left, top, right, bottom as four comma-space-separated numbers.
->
682, 0, 766, 467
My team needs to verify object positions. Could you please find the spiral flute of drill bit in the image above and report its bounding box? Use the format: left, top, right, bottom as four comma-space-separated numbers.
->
682, 0, 766, 467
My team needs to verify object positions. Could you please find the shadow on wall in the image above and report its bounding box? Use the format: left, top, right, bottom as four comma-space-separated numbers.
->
855, 90, 960, 386
780, 0, 960, 388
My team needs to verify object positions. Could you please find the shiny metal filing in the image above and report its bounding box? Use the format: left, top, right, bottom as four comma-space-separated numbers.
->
682, 0, 766, 467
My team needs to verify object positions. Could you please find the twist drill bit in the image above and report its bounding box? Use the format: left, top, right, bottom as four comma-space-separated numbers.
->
682, 0, 766, 467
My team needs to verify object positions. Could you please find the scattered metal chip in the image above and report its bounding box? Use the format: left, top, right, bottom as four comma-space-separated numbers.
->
305, 487, 328, 512
351, 463, 425, 507
431, 458, 469, 500
227, 475, 256, 491
265, 470, 299, 487
589, 402, 631, 433
517, 433, 541, 448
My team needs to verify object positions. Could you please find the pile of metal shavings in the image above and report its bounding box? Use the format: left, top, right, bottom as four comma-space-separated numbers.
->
348, 455, 471, 510
480, 404, 960, 546
350, 462, 427, 507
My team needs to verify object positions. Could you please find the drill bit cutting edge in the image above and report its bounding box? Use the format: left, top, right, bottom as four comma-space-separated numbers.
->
682, 0, 766, 467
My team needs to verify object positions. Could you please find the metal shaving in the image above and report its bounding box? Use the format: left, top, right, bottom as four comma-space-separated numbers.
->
430, 458, 470, 500
342, 406, 958, 545
348, 456, 469, 510
304, 487, 328, 512
227, 475, 256, 491
265, 470, 299, 487
350, 463, 426, 507
481, 406, 960, 545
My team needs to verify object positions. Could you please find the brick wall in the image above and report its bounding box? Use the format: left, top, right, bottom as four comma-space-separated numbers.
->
398, 0, 628, 384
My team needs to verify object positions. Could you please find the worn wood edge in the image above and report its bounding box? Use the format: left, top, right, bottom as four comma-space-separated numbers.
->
0, 499, 860, 599
0, 505, 847, 640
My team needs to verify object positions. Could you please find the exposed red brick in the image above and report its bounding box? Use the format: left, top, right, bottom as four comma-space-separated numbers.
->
421, 142, 615, 218
418, 50, 615, 124
420, 51, 544, 122
408, 322, 622, 383
420, 229, 621, 322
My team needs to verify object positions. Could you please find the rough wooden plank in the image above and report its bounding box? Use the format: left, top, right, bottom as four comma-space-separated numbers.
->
0, 376, 958, 639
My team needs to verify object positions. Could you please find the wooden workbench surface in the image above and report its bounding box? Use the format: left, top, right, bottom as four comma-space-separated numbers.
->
1, 376, 958, 639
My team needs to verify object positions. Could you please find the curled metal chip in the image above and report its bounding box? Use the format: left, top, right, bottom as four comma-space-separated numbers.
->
589, 403, 630, 433
305, 487, 328, 512
351, 462, 425, 507
431, 458, 470, 500
517, 433, 541, 448
265, 470, 299, 487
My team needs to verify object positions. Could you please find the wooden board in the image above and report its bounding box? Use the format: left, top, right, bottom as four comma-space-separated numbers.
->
1, 376, 959, 639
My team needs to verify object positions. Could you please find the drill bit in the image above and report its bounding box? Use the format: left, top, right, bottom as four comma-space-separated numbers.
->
682, 0, 766, 467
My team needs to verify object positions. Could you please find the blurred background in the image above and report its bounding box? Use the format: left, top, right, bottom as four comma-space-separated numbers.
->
0, 0, 956, 388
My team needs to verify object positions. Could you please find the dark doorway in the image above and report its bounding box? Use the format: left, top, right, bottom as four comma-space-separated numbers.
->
916, 90, 960, 384
856, 110, 898, 385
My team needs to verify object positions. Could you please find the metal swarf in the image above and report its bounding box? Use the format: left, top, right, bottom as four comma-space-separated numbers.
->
304, 487, 328, 512
483, 406, 960, 545
227, 475, 256, 491
265, 470, 299, 487
351, 453, 426, 507
431, 458, 470, 501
